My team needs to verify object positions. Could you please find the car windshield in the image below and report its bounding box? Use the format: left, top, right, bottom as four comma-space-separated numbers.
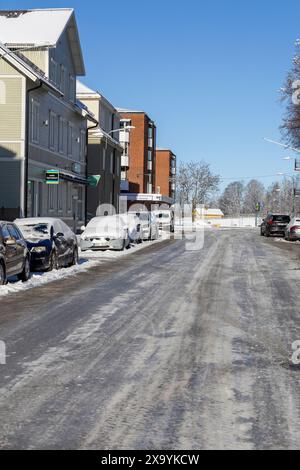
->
19, 223, 50, 240
86, 217, 123, 233
273, 215, 290, 223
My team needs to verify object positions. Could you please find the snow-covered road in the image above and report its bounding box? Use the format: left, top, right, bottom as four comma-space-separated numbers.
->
0, 230, 300, 449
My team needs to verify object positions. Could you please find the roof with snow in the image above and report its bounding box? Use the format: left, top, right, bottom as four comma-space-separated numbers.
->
204, 209, 224, 217
117, 107, 145, 114
76, 81, 98, 96
0, 9, 85, 75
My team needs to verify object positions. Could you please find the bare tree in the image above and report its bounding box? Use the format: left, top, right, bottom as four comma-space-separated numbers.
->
176, 161, 220, 210
243, 179, 265, 214
219, 181, 244, 216
281, 40, 300, 148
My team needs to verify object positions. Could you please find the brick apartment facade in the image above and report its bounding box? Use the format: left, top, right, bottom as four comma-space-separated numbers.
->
118, 110, 156, 194
155, 149, 176, 201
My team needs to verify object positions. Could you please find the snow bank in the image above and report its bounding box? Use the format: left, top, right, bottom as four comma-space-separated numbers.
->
0, 237, 164, 298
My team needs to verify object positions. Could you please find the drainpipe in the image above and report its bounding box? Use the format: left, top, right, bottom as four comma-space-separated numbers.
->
24, 81, 43, 218
85, 121, 98, 225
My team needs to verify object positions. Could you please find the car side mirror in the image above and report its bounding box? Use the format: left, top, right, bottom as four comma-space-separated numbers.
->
5, 237, 16, 246
55, 232, 64, 238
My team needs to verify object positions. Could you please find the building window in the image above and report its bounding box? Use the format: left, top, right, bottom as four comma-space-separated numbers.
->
69, 75, 75, 102
80, 130, 86, 162
67, 122, 73, 157
31, 100, 40, 144
50, 58, 57, 85
148, 150, 152, 161
102, 148, 106, 171
110, 152, 114, 174
77, 187, 83, 220
57, 184, 63, 213
60, 65, 66, 95
48, 185, 55, 211
49, 111, 58, 151
66, 183, 72, 213
58, 117, 67, 154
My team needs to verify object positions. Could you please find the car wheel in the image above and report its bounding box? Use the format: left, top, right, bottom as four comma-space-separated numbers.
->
71, 248, 79, 266
18, 257, 31, 283
49, 250, 59, 271
0, 262, 6, 285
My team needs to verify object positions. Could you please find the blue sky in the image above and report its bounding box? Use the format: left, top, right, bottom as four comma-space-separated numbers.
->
1, 0, 300, 190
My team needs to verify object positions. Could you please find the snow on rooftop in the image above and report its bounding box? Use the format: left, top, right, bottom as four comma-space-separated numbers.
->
0, 9, 74, 46
116, 107, 144, 114
76, 80, 98, 96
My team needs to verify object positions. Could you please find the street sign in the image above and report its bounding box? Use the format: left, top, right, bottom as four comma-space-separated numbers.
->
255, 202, 261, 212
87, 175, 101, 187
45, 169, 59, 184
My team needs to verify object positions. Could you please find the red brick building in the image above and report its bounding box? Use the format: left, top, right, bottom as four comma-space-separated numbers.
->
118, 109, 156, 194
155, 149, 176, 200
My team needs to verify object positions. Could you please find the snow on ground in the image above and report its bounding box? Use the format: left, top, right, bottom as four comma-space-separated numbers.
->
0, 236, 165, 298
273, 237, 300, 244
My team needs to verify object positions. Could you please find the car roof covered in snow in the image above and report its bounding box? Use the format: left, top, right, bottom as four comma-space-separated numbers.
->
15, 218, 62, 225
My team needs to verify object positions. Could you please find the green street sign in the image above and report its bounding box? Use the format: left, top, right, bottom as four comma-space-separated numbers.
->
255, 202, 261, 212
45, 169, 59, 185
88, 175, 101, 187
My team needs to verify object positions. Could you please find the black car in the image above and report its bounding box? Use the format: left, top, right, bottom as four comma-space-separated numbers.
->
260, 213, 291, 237
0, 221, 31, 285
15, 218, 79, 272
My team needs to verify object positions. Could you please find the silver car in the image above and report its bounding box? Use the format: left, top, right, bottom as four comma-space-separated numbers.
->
80, 216, 130, 251
285, 217, 300, 241
135, 212, 159, 241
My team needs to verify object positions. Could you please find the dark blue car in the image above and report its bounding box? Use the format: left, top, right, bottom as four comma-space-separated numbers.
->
15, 218, 78, 272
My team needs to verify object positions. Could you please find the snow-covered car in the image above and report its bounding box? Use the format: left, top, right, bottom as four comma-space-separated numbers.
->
120, 213, 142, 244
80, 216, 130, 251
0, 221, 31, 285
135, 211, 159, 240
15, 218, 78, 271
153, 210, 175, 233
284, 217, 300, 241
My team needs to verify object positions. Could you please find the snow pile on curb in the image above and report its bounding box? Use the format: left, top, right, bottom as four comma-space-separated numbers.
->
0, 237, 165, 298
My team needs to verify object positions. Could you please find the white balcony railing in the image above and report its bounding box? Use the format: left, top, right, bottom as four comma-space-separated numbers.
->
147, 161, 152, 171
121, 155, 129, 168
119, 131, 130, 144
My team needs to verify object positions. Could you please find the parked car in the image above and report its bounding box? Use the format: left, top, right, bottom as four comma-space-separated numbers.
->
154, 210, 175, 233
120, 213, 142, 244
135, 211, 159, 240
0, 221, 31, 285
260, 214, 291, 237
284, 217, 300, 241
80, 215, 130, 251
15, 218, 78, 271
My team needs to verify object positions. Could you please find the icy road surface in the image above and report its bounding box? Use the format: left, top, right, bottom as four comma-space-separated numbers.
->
0, 230, 300, 450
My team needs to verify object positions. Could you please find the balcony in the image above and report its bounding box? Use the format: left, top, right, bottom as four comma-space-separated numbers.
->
121, 155, 129, 168
147, 160, 152, 171
171, 183, 176, 191
171, 167, 176, 175
119, 130, 130, 144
